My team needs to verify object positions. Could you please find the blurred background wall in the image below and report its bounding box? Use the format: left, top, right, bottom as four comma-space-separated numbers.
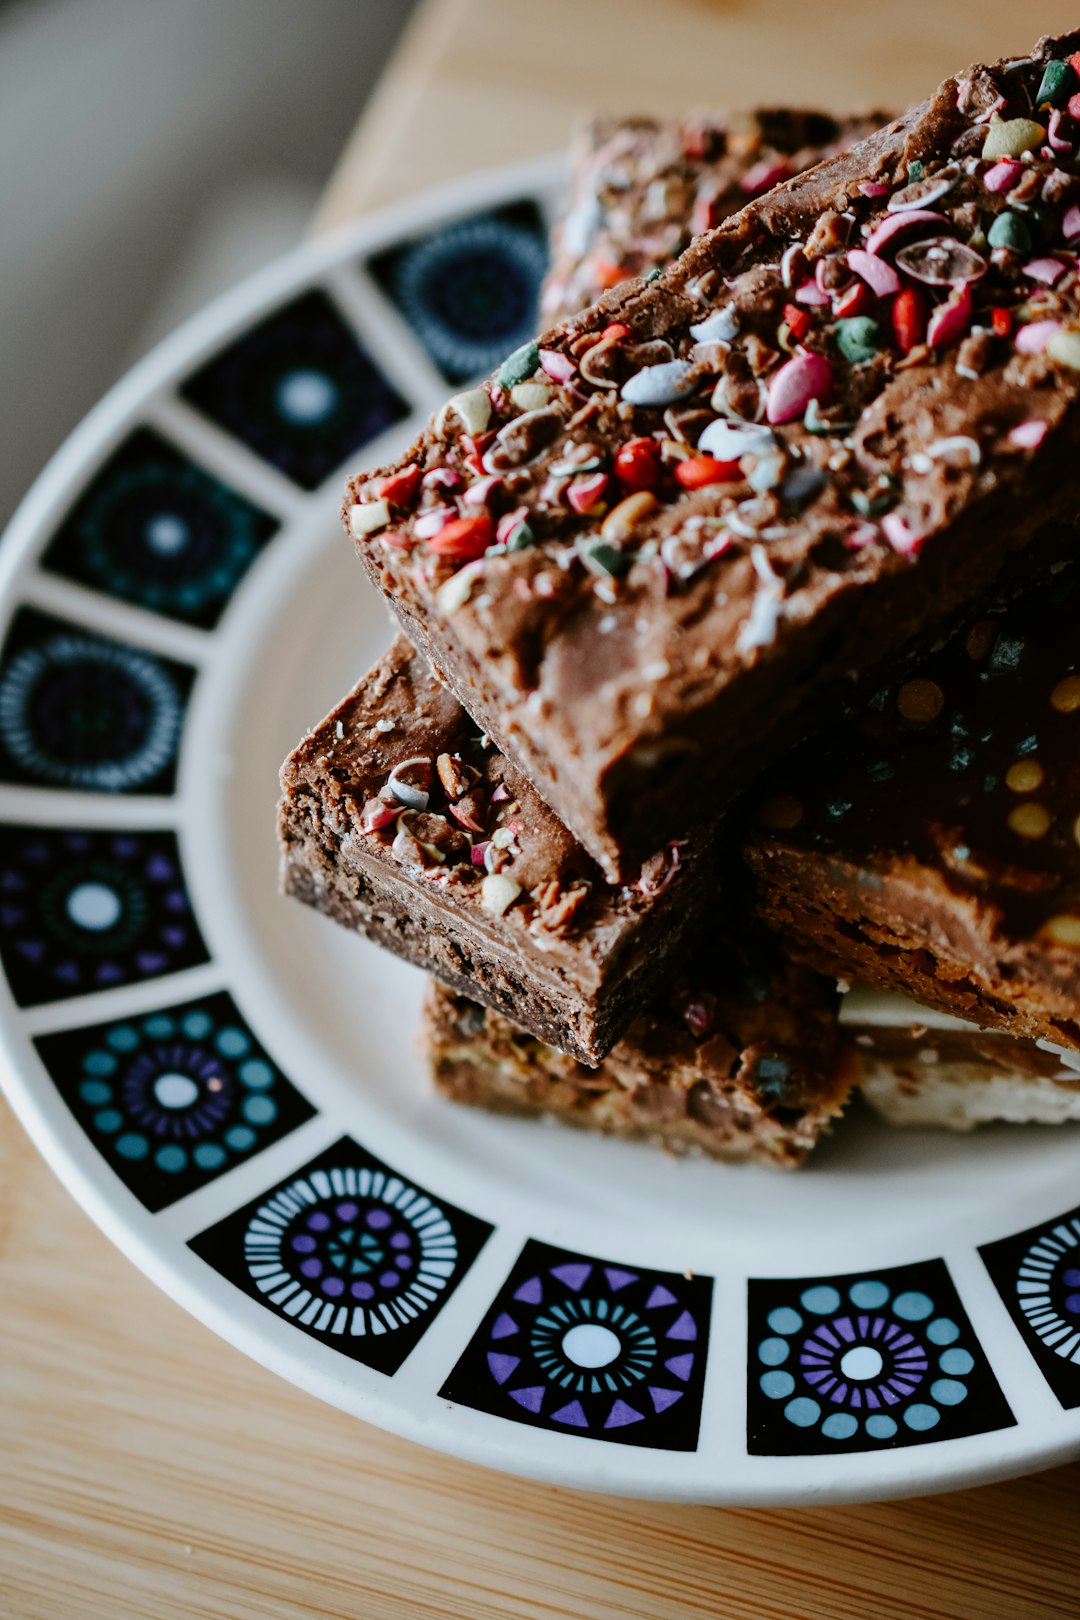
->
0, 0, 416, 526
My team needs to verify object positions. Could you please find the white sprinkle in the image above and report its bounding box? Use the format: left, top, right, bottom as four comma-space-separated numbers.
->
736, 546, 784, 655
348, 498, 391, 538
688, 307, 740, 344
436, 388, 491, 437
909, 435, 981, 473
598, 614, 618, 634
481, 873, 521, 916
621, 360, 695, 408
697, 418, 774, 460
436, 559, 484, 615
375, 718, 395, 733
335, 720, 344, 739
642, 660, 670, 681
510, 381, 551, 411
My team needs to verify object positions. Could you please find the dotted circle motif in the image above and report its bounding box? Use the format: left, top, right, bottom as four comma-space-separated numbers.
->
756, 1278, 972, 1443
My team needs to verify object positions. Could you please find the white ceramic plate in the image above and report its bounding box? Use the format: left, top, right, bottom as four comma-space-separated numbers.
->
4, 156, 1080, 1505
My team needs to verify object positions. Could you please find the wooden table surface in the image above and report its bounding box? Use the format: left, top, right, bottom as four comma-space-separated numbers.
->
6, 3, 1080, 1615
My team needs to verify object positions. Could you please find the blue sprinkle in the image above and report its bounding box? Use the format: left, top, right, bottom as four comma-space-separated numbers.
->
949, 750, 972, 772
989, 635, 1025, 672
867, 760, 895, 783
1015, 734, 1039, 755
982, 776, 998, 794
825, 797, 852, 819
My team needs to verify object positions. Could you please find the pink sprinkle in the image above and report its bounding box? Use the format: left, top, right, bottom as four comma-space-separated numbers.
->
846, 248, 900, 298
1008, 419, 1049, 449
881, 511, 926, 556
490, 782, 511, 803
470, 840, 491, 867
533, 572, 557, 598
865, 209, 951, 257
539, 348, 575, 383
1064, 203, 1080, 241
422, 466, 461, 491
703, 532, 732, 561
845, 521, 880, 549
380, 530, 412, 552
683, 1000, 712, 1037
1047, 110, 1073, 155
567, 471, 608, 513
414, 506, 454, 539
496, 505, 529, 545
362, 798, 400, 833
1023, 256, 1068, 286
926, 282, 972, 348
1016, 320, 1062, 353
741, 159, 793, 195
765, 348, 832, 425
983, 159, 1022, 193
463, 474, 503, 507
858, 181, 890, 198
794, 279, 830, 306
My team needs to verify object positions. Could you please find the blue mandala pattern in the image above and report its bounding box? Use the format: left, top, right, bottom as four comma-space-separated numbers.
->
747, 1263, 1013, 1454
371, 204, 548, 382
0, 610, 193, 795
190, 1138, 491, 1376
981, 1207, 1080, 1409
34, 993, 314, 1210
440, 1242, 711, 1449
42, 428, 278, 628
0, 825, 208, 1005
180, 291, 407, 489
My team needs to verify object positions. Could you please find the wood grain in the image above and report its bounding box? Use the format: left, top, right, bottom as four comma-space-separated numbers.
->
5, 2, 1080, 1614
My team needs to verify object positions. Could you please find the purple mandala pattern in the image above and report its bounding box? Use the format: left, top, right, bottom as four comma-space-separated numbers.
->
440, 1242, 711, 1449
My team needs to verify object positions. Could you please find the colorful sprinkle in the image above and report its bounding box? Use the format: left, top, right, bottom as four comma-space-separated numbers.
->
496, 341, 540, 389
981, 118, 1046, 159
621, 360, 696, 408
765, 349, 832, 425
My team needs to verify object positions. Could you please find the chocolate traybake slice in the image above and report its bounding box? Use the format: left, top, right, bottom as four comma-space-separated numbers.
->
421, 925, 853, 1168
278, 636, 707, 1067
841, 989, 1080, 1131
542, 109, 884, 325
345, 32, 1080, 881
746, 560, 1080, 1055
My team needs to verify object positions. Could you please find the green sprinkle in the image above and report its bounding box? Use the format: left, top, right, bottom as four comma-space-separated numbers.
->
644, 267, 662, 282
505, 519, 535, 552
835, 316, 881, 365
987, 211, 1032, 252
1037, 58, 1076, 107
578, 536, 629, 578
851, 488, 896, 518
497, 340, 540, 389
907, 159, 925, 182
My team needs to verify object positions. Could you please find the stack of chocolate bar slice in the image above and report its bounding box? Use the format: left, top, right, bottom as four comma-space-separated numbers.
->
280, 33, 1080, 1166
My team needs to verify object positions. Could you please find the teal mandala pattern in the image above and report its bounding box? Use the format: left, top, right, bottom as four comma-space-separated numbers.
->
43, 429, 278, 628
34, 992, 315, 1210
747, 1262, 1013, 1454
440, 1241, 711, 1449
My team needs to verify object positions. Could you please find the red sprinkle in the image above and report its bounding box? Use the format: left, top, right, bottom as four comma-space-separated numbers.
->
593, 259, 625, 290
1068, 91, 1080, 120
614, 437, 661, 491
832, 281, 874, 320
673, 454, 742, 490
991, 305, 1013, 338
427, 513, 494, 561
601, 322, 632, 343
892, 286, 927, 352
378, 463, 422, 508
783, 302, 813, 341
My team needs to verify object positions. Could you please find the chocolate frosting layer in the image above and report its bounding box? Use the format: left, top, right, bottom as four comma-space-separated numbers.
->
346, 34, 1080, 877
